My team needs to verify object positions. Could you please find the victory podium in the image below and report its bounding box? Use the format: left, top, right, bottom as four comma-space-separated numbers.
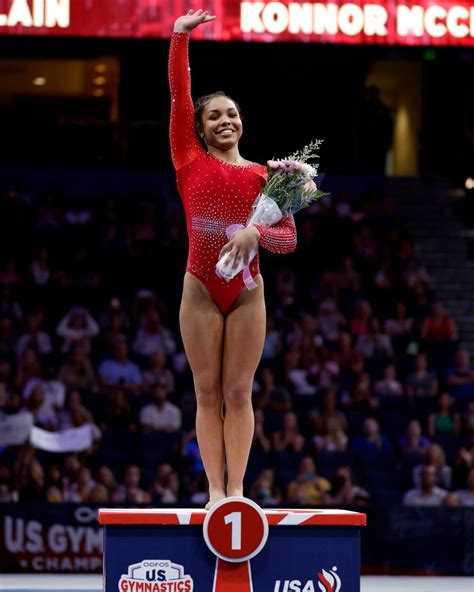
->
99, 498, 366, 592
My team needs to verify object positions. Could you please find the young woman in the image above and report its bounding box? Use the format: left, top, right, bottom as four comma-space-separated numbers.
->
169, 9, 297, 508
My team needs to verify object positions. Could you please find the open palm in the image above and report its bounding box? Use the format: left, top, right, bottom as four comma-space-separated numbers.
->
174, 9, 216, 33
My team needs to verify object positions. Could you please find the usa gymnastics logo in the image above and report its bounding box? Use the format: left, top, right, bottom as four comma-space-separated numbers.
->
274, 565, 341, 592
318, 566, 341, 592
118, 559, 193, 592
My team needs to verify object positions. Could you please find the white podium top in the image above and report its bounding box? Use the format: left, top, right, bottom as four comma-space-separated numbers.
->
98, 507, 366, 527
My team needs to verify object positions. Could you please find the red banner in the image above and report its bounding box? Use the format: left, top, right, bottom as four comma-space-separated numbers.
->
0, 1, 473, 46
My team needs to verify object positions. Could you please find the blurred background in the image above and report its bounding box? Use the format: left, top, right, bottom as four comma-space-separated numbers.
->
1, 0, 474, 581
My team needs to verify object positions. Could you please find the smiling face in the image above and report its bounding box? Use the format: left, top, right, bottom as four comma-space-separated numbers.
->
199, 95, 243, 151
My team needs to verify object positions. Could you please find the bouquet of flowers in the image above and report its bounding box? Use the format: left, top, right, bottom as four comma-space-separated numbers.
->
216, 140, 328, 284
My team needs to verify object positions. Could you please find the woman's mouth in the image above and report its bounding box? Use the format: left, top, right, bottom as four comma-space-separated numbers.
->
217, 129, 234, 136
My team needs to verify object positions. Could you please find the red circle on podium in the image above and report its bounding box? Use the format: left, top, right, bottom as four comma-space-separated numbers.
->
203, 497, 269, 562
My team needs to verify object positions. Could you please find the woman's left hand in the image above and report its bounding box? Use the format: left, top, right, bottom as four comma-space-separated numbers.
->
219, 226, 260, 271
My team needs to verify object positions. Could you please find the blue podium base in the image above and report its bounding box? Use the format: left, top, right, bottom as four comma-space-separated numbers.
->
99, 508, 366, 592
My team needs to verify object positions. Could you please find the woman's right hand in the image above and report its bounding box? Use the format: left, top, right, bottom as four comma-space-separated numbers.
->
174, 9, 216, 33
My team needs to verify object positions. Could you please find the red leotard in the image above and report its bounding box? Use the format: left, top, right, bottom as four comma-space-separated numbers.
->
168, 32, 297, 314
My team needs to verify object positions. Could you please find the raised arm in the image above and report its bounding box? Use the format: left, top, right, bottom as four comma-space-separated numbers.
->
254, 215, 297, 254
169, 9, 216, 171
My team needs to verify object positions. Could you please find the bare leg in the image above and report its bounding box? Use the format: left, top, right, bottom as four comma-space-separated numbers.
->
222, 275, 266, 497
179, 273, 226, 508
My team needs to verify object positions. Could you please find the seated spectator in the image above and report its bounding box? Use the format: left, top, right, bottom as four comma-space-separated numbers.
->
374, 364, 403, 396
406, 353, 438, 397
284, 349, 317, 397
61, 454, 81, 493
132, 306, 176, 357
248, 469, 282, 507
100, 313, 129, 358
17, 459, 46, 502
100, 389, 136, 432
149, 464, 180, 504
413, 443, 452, 490
87, 483, 110, 503
251, 409, 271, 453
350, 300, 372, 337
56, 307, 99, 354
0, 285, 23, 324
313, 416, 348, 453
384, 301, 414, 353
399, 420, 430, 456
95, 465, 117, 498
64, 467, 96, 502
352, 226, 378, 266
312, 346, 340, 390
310, 389, 348, 433
324, 466, 370, 506
98, 338, 142, 394
456, 467, 474, 507
272, 412, 305, 453
421, 301, 458, 344
112, 465, 151, 504
25, 385, 54, 428
30, 248, 51, 288
317, 299, 346, 344
287, 456, 331, 505
445, 348, 474, 389
337, 256, 360, 291
344, 373, 377, 412
403, 258, 431, 294
403, 465, 448, 506
428, 392, 461, 437
58, 390, 101, 445
139, 380, 181, 433
98, 297, 130, 334
142, 349, 175, 393
58, 345, 96, 391
254, 367, 292, 414
350, 418, 393, 456
15, 312, 53, 359
44, 465, 63, 502
23, 366, 65, 428
261, 315, 282, 364
355, 317, 393, 361
14, 348, 41, 390
58, 390, 93, 429
334, 332, 364, 377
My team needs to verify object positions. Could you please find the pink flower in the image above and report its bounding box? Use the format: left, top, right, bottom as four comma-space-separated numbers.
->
267, 160, 281, 169
303, 180, 317, 193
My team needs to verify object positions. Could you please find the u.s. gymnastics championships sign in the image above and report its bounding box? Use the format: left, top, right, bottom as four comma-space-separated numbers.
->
0, 0, 474, 46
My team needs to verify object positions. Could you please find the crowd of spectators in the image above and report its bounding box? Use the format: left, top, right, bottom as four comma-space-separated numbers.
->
1, 180, 474, 508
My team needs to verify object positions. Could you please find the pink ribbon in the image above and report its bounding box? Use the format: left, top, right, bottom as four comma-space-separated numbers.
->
215, 224, 258, 291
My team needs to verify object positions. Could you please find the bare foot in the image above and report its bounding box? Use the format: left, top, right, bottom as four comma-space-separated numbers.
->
205, 490, 226, 510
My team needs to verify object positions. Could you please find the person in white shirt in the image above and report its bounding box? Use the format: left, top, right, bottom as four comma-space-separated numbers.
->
139, 381, 181, 433
23, 366, 65, 428
56, 307, 99, 353
403, 464, 448, 506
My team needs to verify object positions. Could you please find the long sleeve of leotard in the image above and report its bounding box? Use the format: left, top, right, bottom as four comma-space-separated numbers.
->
254, 215, 297, 254
168, 32, 205, 171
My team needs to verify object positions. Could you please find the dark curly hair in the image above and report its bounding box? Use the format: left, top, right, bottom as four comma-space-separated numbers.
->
194, 91, 243, 146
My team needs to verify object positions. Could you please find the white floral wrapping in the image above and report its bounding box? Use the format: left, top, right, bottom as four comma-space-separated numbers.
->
215, 193, 283, 284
